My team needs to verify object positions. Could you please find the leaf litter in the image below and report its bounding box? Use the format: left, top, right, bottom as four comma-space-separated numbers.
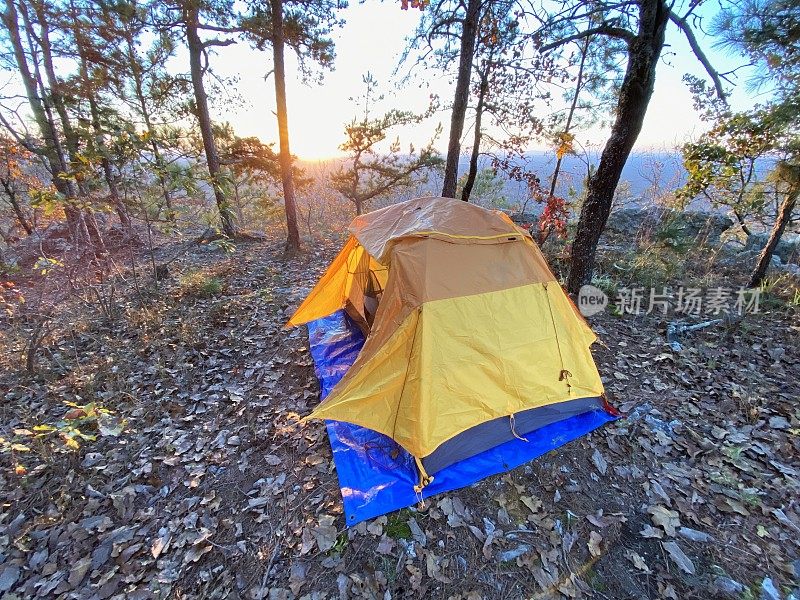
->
0, 238, 798, 598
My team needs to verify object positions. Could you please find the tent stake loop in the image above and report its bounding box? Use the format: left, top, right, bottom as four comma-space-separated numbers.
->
413, 456, 434, 494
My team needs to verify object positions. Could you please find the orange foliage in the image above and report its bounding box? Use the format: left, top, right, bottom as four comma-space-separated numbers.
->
400, 0, 428, 10
539, 195, 569, 240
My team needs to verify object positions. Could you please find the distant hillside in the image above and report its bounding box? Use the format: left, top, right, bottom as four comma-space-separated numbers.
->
514, 150, 687, 198
302, 151, 688, 208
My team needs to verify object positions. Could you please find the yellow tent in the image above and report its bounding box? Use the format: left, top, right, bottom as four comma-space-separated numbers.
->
288, 196, 605, 488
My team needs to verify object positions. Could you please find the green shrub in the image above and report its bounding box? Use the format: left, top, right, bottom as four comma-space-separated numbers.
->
591, 273, 618, 298
385, 510, 414, 539
617, 245, 683, 289
179, 271, 224, 298
654, 218, 692, 253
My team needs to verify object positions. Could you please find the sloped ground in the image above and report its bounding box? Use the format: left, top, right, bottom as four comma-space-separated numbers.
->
0, 238, 798, 599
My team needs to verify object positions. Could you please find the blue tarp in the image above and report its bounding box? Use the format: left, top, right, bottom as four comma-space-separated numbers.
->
307, 310, 617, 526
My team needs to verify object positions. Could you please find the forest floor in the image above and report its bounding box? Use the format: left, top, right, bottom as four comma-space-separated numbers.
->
0, 233, 799, 600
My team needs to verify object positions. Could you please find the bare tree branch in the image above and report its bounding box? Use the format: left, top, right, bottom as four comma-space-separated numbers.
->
202, 38, 237, 49
538, 24, 634, 53
669, 11, 728, 101
0, 109, 41, 156
197, 23, 246, 34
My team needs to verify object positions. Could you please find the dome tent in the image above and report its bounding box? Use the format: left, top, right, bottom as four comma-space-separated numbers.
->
288, 196, 617, 523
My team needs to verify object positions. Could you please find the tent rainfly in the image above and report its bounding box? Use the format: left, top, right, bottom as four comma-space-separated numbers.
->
288, 196, 616, 510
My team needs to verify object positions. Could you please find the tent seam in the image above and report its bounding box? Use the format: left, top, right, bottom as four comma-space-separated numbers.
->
543, 282, 573, 394
389, 307, 422, 455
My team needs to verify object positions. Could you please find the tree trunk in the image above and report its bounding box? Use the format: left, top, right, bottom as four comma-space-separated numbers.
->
124, 31, 174, 220
565, 0, 669, 294
186, 7, 236, 238
2, 0, 67, 191
90, 104, 132, 231
73, 17, 133, 233
271, 0, 301, 252
26, 1, 108, 255
540, 35, 590, 246
747, 186, 798, 288
31, 2, 83, 191
733, 209, 751, 236
64, 204, 92, 247
1, 181, 33, 234
233, 182, 244, 226
549, 35, 590, 199
84, 211, 106, 252
4, 0, 90, 247
11, 199, 34, 235
461, 69, 488, 203
441, 0, 480, 198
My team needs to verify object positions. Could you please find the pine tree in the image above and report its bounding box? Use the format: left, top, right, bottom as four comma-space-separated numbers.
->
241, 0, 344, 251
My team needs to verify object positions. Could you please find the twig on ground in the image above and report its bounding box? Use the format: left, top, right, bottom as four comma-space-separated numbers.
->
256, 538, 283, 598
666, 315, 740, 351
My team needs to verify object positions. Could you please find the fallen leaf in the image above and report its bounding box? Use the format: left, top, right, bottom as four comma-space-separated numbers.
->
662, 541, 695, 575
520, 495, 542, 513
660, 582, 678, 599
0, 566, 20, 593
312, 515, 338, 552
406, 564, 423, 591
376, 536, 395, 555
592, 449, 608, 475
98, 413, 124, 437
624, 549, 651, 573
588, 531, 602, 557
678, 527, 713, 543
722, 498, 750, 516
648, 505, 681, 536
183, 543, 212, 564
366, 516, 386, 536
768, 416, 789, 429
408, 517, 427, 547
68, 556, 92, 588
299, 527, 315, 555
639, 525, 664, 539
425, 551, 452, 583
64, 408, 87, 420
771, 508, 800, 533
288, 562, 307, 595
761, 577, 780, 600
151, 529, 171, 559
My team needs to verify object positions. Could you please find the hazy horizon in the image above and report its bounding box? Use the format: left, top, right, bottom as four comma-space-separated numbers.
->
301, 149, 688, 202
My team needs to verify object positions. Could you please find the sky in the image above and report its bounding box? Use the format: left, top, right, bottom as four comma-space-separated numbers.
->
200, 2, 757, 161
0, 2, 755, 162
